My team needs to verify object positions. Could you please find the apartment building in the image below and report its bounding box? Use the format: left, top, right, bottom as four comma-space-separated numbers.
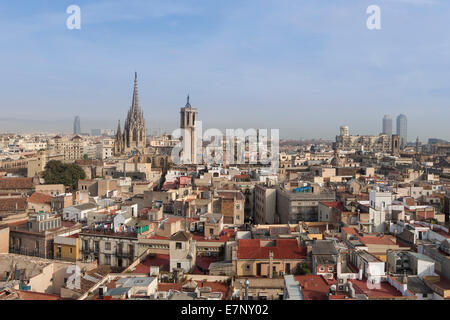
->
79, 229, 138, 268
254, 184, 277, 224
213, 190, 245, 225
234, 239, 307, 277
276, 186, 335, 223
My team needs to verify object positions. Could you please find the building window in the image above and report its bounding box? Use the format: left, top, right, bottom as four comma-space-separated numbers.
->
105, 242, 111, 250
328, 266, 334, 272
177, 263, 181, 269
246, 264, 251, 270
319, 266, 325, 272
176, 242, 182, 249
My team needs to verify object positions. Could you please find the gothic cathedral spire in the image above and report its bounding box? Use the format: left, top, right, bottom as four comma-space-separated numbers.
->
114, 73, 147, 156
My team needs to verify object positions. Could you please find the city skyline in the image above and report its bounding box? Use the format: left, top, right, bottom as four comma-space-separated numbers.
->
1, 1, 450, 306
1, 0, 450, 141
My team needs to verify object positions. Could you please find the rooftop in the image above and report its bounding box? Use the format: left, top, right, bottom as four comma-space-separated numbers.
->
133, 254, 170, 273
28, 192, 52, 204
0, 177, 34, 190
294, 275, 336, 300
237, 239, 307, 260
349, 278, 403, 299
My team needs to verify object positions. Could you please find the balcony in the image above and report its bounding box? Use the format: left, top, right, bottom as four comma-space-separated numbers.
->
81, 247, 91, 253
116, 248, 134, 258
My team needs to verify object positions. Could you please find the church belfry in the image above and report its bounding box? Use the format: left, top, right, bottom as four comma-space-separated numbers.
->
180, 94, 198, 164
114, 73, 147, 155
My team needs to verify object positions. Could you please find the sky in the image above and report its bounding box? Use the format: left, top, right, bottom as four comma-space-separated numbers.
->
0, 0, 449, 141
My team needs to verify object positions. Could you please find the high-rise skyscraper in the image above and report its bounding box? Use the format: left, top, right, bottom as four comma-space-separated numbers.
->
382, 115, 392, 136
396, 114, 407, 149
180, 95, 198, 164
73, 116, 81, 134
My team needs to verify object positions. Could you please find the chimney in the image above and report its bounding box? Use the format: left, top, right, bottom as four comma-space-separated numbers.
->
269, 250, 274, 279
244, 279, 250, 300
358, 262, 364, 280
402, 271, 408, 293
347, 282, 355, 298
337, 254, 342, 278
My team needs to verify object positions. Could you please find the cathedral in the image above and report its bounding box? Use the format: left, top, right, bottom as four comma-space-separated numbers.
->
114, 73, 147, 156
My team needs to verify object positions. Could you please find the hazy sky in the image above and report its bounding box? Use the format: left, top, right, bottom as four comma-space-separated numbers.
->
0, 0, 449, 141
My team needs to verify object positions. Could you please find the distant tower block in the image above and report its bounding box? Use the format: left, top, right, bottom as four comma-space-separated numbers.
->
396, 114, 407, 150
340, 126, 349, 137
73, 116, 81, 135
416, 137, 420, 154
180, 95, 198, 164
382, 115, 392, 136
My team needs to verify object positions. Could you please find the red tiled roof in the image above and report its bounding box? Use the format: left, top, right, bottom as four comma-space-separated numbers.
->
146, 235, 169, 240
15, 290, 62, 300
162, 182, 177, 190
157, 282, 183, 292
320, 201, 343, 210
358, 235, 397, 246
237, 239, 306, 260
194, 256, 217, 274
28, 192, 52, 204
0, 177, 34, 190
68, 233, 79, 238
133, 254, 170, 273
349, 278, 403, 298
196, 280, 230, 299
294, 275, 336, 300
341, 227, 358, 235
0, 197, 27, 212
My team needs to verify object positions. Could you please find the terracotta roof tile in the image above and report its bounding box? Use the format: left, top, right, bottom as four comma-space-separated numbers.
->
28, 192, 52, 204
0, 177, 34, 190
237, 239, 306, 260
0, 197, 27, 212
294, 275, 335, 300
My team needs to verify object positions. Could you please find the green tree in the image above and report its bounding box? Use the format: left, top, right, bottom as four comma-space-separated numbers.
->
43, 160, 86, 190
294, 263, 311, 275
